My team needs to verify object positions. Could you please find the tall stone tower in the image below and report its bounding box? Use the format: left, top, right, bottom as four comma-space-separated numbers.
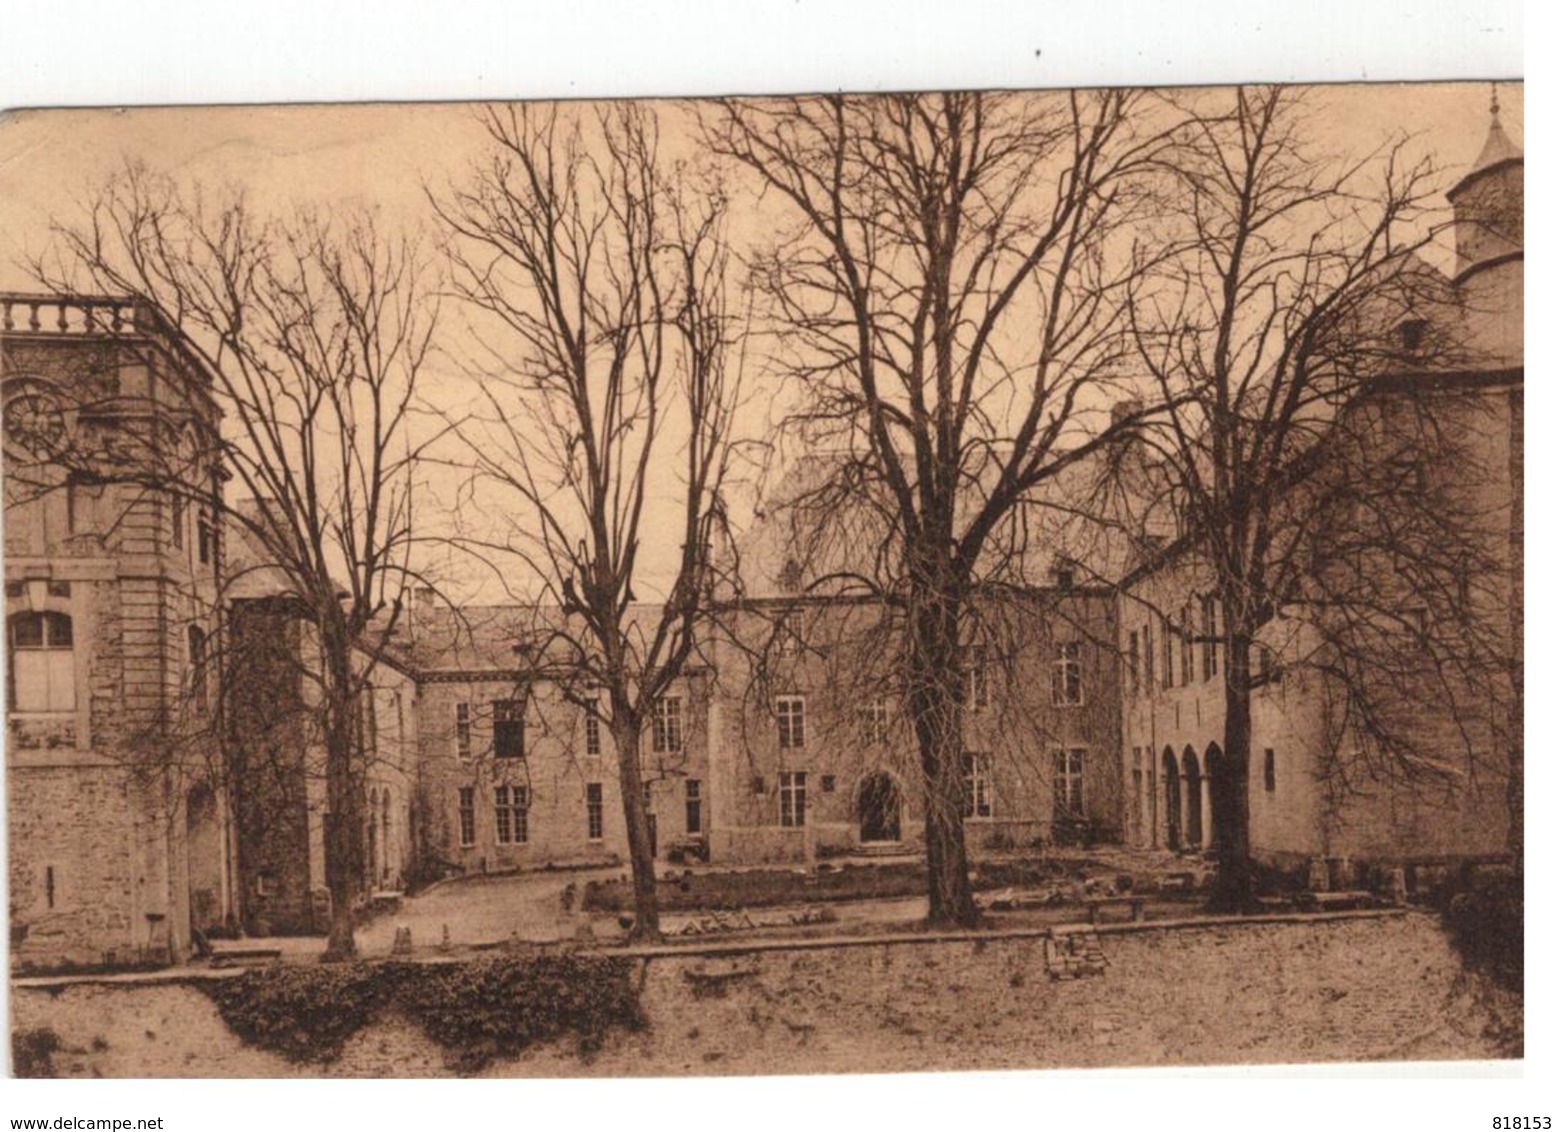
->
3, 294, 234, 968
1446, 89, 1523, 868
1448, 88, 1524, 367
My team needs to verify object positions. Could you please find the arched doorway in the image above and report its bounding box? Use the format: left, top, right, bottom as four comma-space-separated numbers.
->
1203, 743, 1224, 852
1182, 748, 1203, 850
857, 772, 902, 843
1161, 748, 1181, 850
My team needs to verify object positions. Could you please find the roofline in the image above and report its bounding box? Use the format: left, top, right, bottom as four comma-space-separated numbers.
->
1452, 250, 1524, 290
1446, 155, 1523, 203
1, 291, 226, 419
713, 584, 1117, 614
1365, 365, 1523, 395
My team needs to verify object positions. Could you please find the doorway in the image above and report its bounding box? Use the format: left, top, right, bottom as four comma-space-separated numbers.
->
857, 772, 902, 843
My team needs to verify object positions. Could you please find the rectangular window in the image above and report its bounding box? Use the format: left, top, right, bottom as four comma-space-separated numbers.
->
685, 779, 703, 834
1180, 605, 1194, 687
962, 753, 993, 819
1127, 630, 1140, 695
493, 699, 525, 759
494, 785, 528, 844
779, 771, 807, 827
8, 611, 76, 713
1160, 615, 1173, 689
776, 695, 806, 749
455, 702, 472, 761
458, 787, 476, 846
586, 783, 604, 841
859, 698, 889, 744
1052, 642, 1083, 707
1053, 747, 1086, 817
1143, 621, 1154, 694
584, 700, 601, 757
197, 508, 213, 565
1257, 644, 1276, 684
1201, 595, 1218, 681
1264, 749, 1277, 793
172, 494, 185, 549
187, 626, 209, 716
652, 696, 683, 754
965, 645, 989, 709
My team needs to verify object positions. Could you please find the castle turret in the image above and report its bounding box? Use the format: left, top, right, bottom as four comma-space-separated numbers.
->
1448, 87, 1523, 280
1448, 87, 1522, 367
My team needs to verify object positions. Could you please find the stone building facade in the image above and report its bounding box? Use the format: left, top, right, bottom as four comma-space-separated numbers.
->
408, 602, 714, 876
222, 582, 422, 936
1116, 106, 1523, 875
3, 295, 233, 967
705, 593, 1122, 863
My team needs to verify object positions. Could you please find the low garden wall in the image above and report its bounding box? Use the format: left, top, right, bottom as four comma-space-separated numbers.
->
11, 910, 1518, 1077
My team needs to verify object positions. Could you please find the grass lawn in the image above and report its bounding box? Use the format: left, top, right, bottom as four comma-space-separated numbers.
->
581, 856, 1113, 913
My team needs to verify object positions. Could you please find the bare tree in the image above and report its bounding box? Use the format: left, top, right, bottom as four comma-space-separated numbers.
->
435, 104, 741, 941
1125, 86, 1511, 909
704, 91, 1170, 927
30, 166, 441, 957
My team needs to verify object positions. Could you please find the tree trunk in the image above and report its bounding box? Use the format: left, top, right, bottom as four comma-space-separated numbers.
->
907, 581, 979, 929
612, 718, 662, 942
1209, 631, 1256, 913
1506, 386, 1523, 876
321, 646, 362, 961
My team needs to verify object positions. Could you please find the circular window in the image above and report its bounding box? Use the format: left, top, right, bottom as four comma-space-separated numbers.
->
3, 379, 68, 456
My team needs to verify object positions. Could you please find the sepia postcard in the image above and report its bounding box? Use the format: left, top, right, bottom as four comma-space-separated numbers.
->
1, 75, 1522, 1086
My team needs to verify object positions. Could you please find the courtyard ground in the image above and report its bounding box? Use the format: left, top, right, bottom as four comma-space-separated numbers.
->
244, 847, 1213, 962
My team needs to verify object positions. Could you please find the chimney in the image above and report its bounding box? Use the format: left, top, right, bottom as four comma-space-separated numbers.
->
1111, 398, 1145, 428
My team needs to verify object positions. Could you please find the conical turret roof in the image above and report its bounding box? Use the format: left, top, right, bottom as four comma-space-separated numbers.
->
1449, 89, 1523, 199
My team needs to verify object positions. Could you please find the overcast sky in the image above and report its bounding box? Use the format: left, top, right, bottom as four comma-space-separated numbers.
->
0, 85, 1524, 603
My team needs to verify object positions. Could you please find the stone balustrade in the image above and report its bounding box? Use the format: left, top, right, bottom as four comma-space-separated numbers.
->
0, 293, 146, 337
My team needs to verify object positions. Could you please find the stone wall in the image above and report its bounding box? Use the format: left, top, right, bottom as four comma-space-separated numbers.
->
9, 912, 1514, 1076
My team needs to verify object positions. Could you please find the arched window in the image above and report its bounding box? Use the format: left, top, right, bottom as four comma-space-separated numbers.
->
8, 611, 75, 712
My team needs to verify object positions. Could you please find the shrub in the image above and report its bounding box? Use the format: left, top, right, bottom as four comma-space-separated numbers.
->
202, 963, 386, 1063
198, 954, 646, 1070
398, 954, 646, 1065
1441, 878, 1523, 993
12, 1027, 62, 1077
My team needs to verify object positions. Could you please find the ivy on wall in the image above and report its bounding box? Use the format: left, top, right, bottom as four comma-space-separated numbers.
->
199, 954, 646, 1070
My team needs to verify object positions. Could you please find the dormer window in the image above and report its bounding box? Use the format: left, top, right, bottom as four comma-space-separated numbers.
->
1399, 319, 1429, 352
776, 609, 804, 657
